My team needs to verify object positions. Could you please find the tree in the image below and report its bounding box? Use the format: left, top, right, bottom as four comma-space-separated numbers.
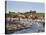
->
8, 11, 16, 24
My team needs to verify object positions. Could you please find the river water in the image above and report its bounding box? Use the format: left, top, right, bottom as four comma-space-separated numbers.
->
7, 22, 44, 35
6, 18, 45, 35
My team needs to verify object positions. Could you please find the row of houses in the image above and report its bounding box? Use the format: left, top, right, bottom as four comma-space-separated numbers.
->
6, 10, 44, 22
6, 14, 44, 22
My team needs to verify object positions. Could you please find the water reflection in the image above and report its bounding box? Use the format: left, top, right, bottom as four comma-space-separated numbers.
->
6, 18, 45, 35
12, 21, 45, 34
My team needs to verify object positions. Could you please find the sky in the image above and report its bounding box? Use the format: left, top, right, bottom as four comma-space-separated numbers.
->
6, 1, 45, 13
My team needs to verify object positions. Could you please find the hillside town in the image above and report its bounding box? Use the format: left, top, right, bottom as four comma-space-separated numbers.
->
5, 10, 45, 34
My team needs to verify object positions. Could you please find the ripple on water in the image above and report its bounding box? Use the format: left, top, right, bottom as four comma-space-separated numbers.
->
12, 22, 44, 34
